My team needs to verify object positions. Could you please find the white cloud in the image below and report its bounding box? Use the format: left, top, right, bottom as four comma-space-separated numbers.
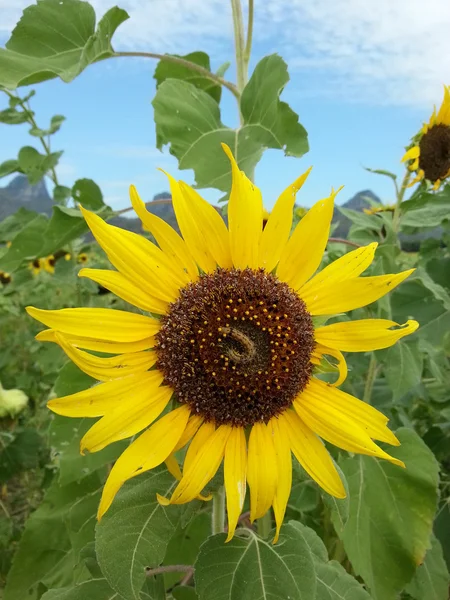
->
1, 0, 449, 106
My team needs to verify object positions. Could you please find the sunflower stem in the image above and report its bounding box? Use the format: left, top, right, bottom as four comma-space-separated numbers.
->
392, 169, 411, 233
211, 486, 226, 535
257, 511, 272, 539
363, 354, 377, 404
230, 0, 248, 98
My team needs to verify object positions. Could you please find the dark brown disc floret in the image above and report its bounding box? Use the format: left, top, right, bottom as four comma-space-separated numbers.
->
155, 268, 314, 427
419, 123, 450, 182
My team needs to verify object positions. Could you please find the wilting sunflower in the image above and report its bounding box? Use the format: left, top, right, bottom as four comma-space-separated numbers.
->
27, 145, 418, 542
402, 85, 450, 190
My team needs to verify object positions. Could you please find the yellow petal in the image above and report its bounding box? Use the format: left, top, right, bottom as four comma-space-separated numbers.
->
407, 170, 425, 188
47, 372, 159, 417
401, 146, 420, 162
36, 329, 155, 354
315, 318, 419, 352
436, 86, 450, 125
224, 427, 247, 541
297, 378, 400, 447
222, 143, 263, 269
54, 333, 157, 381
162, 171, 217, 273
165, 453, 183, 480
129, 184, 198, 280
79, 268, 168, 314
80, 376, 171, 453
173, 414, 204, 452
179, 181, 232, 269
97, 405, 190, 519
294, 386, 404, 466
26, 306, 159, 342
270, 417, 292, 543
168, 425, 231, 504
313, 344, 348, 386
299, 242, 378, 296
247, 422, 277, 522
259, 167, 312, 272
277, 188, 341, 290
183, 421, 216, 472
302, 269, 415, 316
281, 410, 346, 498
80, 206, 186, 303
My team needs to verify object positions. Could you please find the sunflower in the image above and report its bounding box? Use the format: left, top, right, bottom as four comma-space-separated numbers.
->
363, 204, 395, 216
0, 271, 11, 285
402, 85, 450, 190
77, 252, 88, 264
27, 144, 418, 542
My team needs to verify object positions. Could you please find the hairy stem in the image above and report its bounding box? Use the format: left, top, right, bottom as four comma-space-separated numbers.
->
392, 169, 411, 233
243, 0, 254, 69
212, 486, 226, 535
257, 511, 272, 539
230, 0, 247, 96
112, 51, 240, 99
146, 564, 194, 578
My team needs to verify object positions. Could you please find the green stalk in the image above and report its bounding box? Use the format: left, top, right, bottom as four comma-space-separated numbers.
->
257, 511, 272, 539
211, 486, 226, 535
363, 354, 377, 404
230, 0, 247, 97
392, 169, 412, 233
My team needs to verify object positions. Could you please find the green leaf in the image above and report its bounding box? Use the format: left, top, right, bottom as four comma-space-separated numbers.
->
0, 1, 129, 89
18, 145, 62, 184
337, 207, 382, 231
172, 588, 197, 600
154, 52, 222, 103
0, 213, 48, 272
153, 54, 308, 193
339, 428, 440, 600
0, 207, 37, 240
0, 429, 46, 484
39, 206, 89, 257
0, 158, 20, 178
50, 362, 125, 485
96, 469, 182, 600
321, 465, 349, 536
405, 535, 450, 600
434, 503, 450, 571
364, 167, 397, 181
29, 114, 66, 137
194, 525, 316, 600
385, 341, 423, 401
0, 106, 30, 124
401, 185, 450, 228
40, 579, 117, 600
71, 178, 104, 210
53, 185, 72, 203
4, 472, 102, 600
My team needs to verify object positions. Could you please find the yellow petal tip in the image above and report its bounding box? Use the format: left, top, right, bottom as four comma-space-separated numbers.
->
156, 493, 171, 506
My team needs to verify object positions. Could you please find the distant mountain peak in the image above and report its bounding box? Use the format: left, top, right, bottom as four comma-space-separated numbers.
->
0, 175, 52, 220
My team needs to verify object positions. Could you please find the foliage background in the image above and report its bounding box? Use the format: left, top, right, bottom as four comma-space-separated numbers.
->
0, 1, 449, 599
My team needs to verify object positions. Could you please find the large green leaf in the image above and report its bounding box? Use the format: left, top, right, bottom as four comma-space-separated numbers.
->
39, 206, 89, 257
0, 0, 129, 89
71, 178, 104, 211
96, 469, 182, 600
18, 146, 62, 184
385, 341, 423, 401
405, 535, 449, 600
401, 185, 450, 228
339, 428, 439, 600
0, 158, 20, 178
3, 473, 102, 600
0, 213, 48, 272
194, 525, 316, 600
40, 579, 117, 600
0, 429, 46, 484
153, 54, 308, 193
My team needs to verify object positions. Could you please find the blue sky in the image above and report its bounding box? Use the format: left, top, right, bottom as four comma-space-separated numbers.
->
1, 0, 450, 211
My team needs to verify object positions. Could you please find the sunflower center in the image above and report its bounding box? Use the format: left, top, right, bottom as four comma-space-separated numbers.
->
419, 123, 450, 182
155, 268, 314, 427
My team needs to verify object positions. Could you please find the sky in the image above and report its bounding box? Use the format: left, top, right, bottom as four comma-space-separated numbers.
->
1, 0, 450, 212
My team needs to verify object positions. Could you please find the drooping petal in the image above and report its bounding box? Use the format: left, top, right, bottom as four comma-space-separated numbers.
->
179, 181, 232, 269
259, 167, 312, 272
224, 427, 247, 541
222, 143, 263, 269
129, 184, 198, 280
315, 319, 419, 352
297, 378, 400, 446
165, 425, 231, 505
80, 377, 171, 453
183, 421, 216, 473
294, 387, 404, 467
97, 405, 190, 519
313, 344, 348, 386
277, 188, 341, 290
54, 333, 157, 381
281, 410, 346, 498
247, 422, 278, 522
36, 329, 155, 354
299, 242, 378, 295
79, 268, 168, 314
302, 269, 415, 315
80, 206, 186, 302
270, 417, 292, 543
401, 146, 420, 163
162, 171, 217, 273
26, 306, 159, 342
47, 372, 159, 417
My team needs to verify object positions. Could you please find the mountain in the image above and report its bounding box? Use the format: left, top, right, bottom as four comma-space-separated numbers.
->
0, 175, 53, 220
331, 190, 380, 238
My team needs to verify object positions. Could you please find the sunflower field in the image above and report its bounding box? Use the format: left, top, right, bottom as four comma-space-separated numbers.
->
1, 1, 450, 600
